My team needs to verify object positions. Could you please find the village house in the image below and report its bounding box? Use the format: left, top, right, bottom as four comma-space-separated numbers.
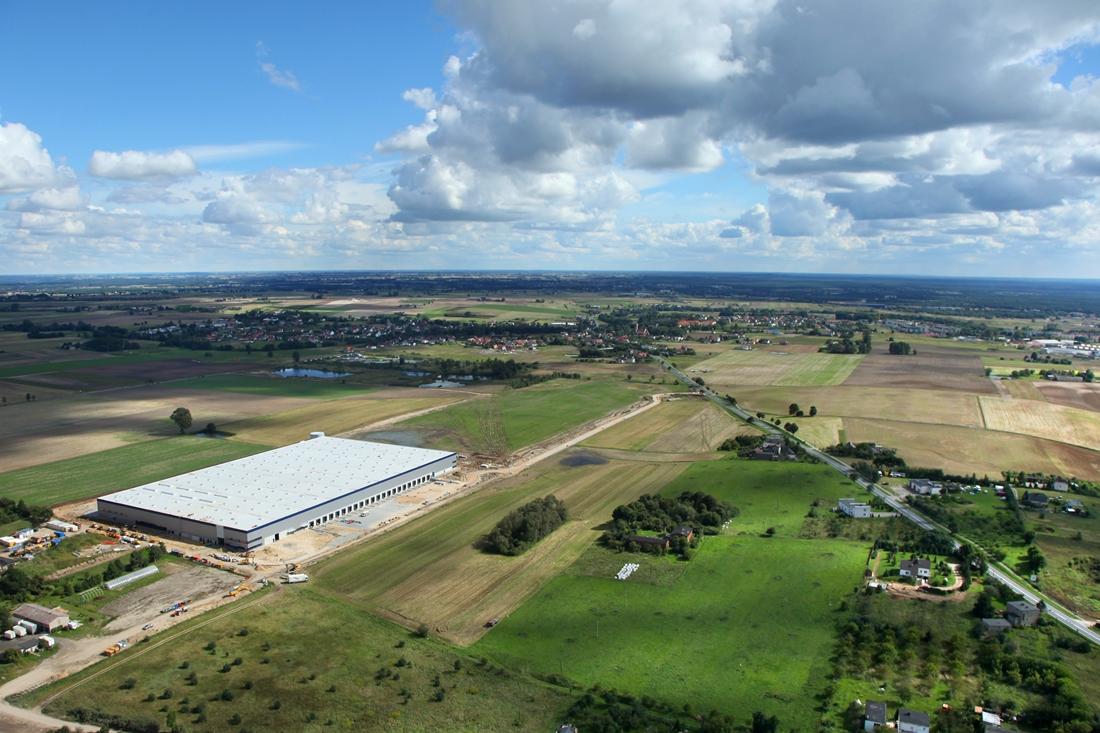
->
1052, 480, 1070, 492
908, 479, 943, 496
1005, 600, 1041, 627
980, 618, 1013, 636
838, 498, 872, 518
898, 709, 931, 733
751, 434, 793, 461
1021, 491, 1050, 510
899, 558, 932, 580
864, 701, 888, 731
630, 535, 670, 552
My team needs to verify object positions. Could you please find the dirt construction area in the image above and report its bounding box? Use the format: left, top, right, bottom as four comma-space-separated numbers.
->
100, 564, 241, 633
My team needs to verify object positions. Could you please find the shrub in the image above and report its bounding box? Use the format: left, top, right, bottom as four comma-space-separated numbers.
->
120, 678, 136, 690
219, 688, 234, 701
414, 623, 430, 638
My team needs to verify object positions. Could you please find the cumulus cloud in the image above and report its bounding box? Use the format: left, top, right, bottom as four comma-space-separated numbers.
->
0, 122, 65, 193
89, 149, 197, 180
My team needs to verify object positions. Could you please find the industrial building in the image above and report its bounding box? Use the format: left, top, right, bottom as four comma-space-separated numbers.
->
96, 435, 456, 551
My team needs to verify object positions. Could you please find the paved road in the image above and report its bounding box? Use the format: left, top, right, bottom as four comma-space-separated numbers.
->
658, 357, 1100, 646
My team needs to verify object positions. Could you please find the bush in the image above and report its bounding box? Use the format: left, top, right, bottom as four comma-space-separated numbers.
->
220, 688, 234, 701
414, 623, 430, 638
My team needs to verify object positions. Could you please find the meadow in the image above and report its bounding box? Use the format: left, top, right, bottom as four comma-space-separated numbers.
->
472, 458, 867, 728
30, 589, 573, 733
399, 379, 656, 453
0, 437, 269, 505
314, 450, 690, 644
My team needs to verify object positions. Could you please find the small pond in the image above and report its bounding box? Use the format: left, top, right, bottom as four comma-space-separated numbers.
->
273, 368, 351, 379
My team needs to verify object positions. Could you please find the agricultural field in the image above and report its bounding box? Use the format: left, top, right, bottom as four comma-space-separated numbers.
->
29, 589, 572, 733
689, 349, 864, 387
845, 344, 996, 394
168, 373, 378, 399
581, 396, 754, 453
979, 396, 1100, 452
398, 379, 656, 454
314, 450, 690, 644
0, 384, 314, 472
223, 391, 465, 447
734, 385, 984, 428
0, 437, 269, 505
844, 418, 1100, 481
1034, 381, 1100, 413
474, 458, 866, 727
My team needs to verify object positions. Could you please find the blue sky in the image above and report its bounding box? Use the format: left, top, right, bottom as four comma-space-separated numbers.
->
2, 1, 1100, 276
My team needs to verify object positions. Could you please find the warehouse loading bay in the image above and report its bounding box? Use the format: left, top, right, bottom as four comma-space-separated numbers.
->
53, 453, 479, 574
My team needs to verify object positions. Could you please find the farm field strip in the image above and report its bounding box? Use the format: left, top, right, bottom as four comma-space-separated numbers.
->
733, 385, 985, 428
0, 437, 271, 505
581, 397, 754, 452
978, 395, 1100, 452
399, 379, 657, 453
690, 349, 864, 387
314, 454, 688, 644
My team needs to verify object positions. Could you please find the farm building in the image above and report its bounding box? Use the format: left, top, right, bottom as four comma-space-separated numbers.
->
11, 603, 71, 633
838, 498, 872, 518
96, 435, 456, 551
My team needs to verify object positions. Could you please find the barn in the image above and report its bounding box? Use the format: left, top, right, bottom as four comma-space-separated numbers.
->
96, 435, 456, 551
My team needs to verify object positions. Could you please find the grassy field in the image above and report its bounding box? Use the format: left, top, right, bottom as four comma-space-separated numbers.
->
581, 396, 755, 453
224, 393, 463, 447
1027, 494, 1100, 617
475, 536, 864, 728
168, 374, 378, 399
0, 437, 270, 505
314, 451, 689, 644
31, 589, 573, 733
690, 349, 864, 387
400, 379, 655, 454
979, 395, 1100, 451
472, 458, 867, 728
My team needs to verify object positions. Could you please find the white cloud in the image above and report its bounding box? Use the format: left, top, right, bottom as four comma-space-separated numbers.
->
0, 122, 64, 193
256, 41, 302, 93
7, 186, 85, 212
89, 149, 197, 180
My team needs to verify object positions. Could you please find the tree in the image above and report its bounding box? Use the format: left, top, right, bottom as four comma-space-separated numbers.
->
169, 407, 193, 434
788, 403, 800, 416
809, 405, 817, 417
1023, 545, 1046, 573
292, 350, 301, 364
783, 422, 799, 434
203, 422, 217, 435
414, 623, 430, 638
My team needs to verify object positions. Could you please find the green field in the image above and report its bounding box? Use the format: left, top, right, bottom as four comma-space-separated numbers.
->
472, 458, 867, 728
169, 373, 377, 399
690, 349, 864, 387
31, 589, 573, 733
0, 437, 270, 505
401, 379, 654, 453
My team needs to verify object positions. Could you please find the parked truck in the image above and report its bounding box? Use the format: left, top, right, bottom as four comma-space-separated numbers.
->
284, 573, 309, 584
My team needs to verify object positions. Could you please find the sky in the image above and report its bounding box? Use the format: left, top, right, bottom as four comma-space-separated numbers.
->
3, 1, 1100, 277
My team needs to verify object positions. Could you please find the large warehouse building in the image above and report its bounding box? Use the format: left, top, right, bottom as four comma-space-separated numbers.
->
96, 435, 456, 551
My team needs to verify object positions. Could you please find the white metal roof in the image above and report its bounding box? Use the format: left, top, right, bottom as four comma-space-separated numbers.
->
98, 437, 455, 532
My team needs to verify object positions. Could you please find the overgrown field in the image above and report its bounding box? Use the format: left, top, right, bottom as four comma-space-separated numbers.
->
400, 379, 655, 453
32, 589, 572, 733
690, 349, 864, 387
0, 437, 269, 505
314, 451, 689, 644
473, 458, 867, 728
1027, 495, 1100, 617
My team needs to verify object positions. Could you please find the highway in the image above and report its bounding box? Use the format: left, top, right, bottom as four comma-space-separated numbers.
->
656, 356, 1100, 646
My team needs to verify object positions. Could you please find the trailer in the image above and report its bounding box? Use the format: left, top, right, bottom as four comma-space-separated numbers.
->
283, 573, 309, 584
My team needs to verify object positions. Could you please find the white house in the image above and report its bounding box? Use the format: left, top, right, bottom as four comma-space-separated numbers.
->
838, 498, 872, 518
